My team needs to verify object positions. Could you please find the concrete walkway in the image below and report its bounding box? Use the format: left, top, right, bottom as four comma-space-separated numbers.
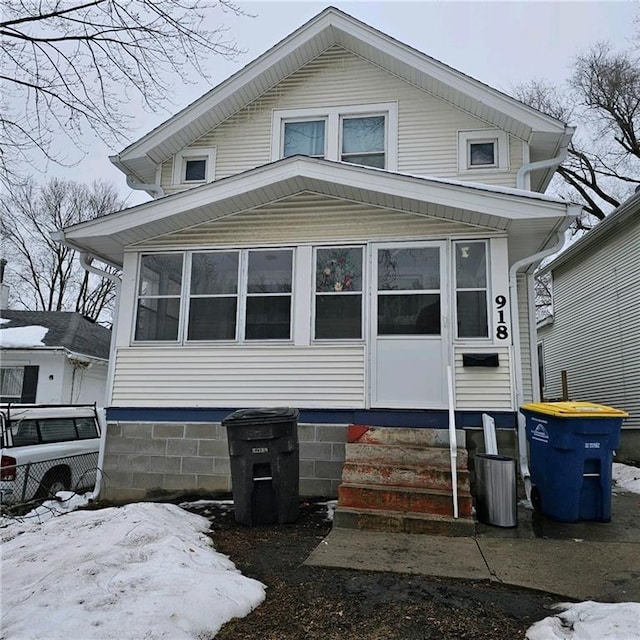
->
305, 491, 640, 602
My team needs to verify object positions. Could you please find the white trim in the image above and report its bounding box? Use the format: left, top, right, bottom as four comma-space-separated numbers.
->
271, 103, 398, 170
457, 130, 509, 174
172, 148, 216, 185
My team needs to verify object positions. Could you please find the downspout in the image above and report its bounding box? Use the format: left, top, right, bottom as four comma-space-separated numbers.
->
509, 207, 579, 501
78, 252, 122, 502
516, 126, 574, 191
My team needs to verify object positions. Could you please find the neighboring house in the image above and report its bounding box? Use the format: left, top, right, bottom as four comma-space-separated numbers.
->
537, 190, 640, 456
0, 311, 111, 406
54, 8, 580, 506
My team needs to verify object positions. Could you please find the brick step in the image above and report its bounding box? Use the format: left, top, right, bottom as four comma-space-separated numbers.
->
338, 482, 473, 518
334, 506, 475, 536
341, 461, 471, 494
346, 443, 468, 468
348, 425, 465, 449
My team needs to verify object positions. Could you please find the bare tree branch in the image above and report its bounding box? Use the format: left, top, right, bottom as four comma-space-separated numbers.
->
1, 0, 249, 187
0, 177, 124, 323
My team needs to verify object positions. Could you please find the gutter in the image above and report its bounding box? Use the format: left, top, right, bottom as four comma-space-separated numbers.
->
77, 252, 122, 502
516, 126, 574, 191
109, 155, 165, 198
508, 204, 580, 501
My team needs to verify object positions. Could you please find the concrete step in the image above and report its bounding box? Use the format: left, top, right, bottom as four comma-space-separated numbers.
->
334, 506, 475, 537
341, 461, 471, 494
338, 482, 473, 518
346, 443, 468, 468
348, 425, 465, 448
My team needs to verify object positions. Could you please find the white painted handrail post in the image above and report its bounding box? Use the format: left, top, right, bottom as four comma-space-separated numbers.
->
446, 365, 459, 519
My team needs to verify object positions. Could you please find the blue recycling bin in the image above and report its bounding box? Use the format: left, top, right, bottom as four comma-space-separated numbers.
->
520, 402, 628, 522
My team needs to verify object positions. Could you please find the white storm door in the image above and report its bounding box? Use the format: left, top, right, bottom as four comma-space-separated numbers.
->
371, 242, 448, 408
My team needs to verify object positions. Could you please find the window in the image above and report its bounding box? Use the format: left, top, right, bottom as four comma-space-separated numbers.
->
135, 254, 183, 341
455, 241, 489, 338
1, 367, 24, 399
458, 130, 508, 173
135, 250, 293, 343
273, 103, 398, 170
172, 148, 216, 185
377, 247, 441, 336
188, 252, 239, 340
315, 247, 363, 339
283, 120, 326, 158
245, 250, 293, 340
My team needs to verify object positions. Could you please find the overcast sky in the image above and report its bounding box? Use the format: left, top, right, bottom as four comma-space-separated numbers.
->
46, 1, 638, 206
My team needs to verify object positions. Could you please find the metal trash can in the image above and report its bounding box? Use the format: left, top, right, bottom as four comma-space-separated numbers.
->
222, 407, 299, 526
521, 401, 628, 522
474, 453, 517, 527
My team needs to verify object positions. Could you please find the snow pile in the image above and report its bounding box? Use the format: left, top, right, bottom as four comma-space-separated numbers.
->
526, 601, 640, 639
0, 324, 48, 347
0, 491, 92, 528
613, 463, 640, 494
1, 502, 266, 640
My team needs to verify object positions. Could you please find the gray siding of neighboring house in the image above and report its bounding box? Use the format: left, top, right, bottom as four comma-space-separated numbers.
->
539, 218, 640, 429
160, 46, 524, 194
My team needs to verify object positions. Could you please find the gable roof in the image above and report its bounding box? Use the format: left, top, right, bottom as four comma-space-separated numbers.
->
0, 311, 111, 360
541, 190, 640, 274
111, 6, 572, 192
57, 155, 579, 268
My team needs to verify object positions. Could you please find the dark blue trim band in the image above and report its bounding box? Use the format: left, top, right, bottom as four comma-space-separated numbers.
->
106, 407, 517, 429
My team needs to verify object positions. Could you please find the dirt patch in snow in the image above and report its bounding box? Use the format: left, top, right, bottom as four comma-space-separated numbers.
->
183, 499, 557, 640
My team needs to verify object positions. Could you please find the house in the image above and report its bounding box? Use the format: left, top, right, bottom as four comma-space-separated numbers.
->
0, 310, 111, 405
54, 7, 580, 521
537, 190, 640, 460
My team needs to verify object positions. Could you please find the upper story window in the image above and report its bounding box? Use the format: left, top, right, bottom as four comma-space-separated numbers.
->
172, 148, 216, 185
134, 249, 293, 343
274, 103, 398, 171
457, 130, 508, 174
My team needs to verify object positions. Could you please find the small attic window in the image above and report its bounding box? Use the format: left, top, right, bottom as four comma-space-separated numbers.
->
458, 130, 508, 173
172, 148, 216, 185
185, 158, 207, 182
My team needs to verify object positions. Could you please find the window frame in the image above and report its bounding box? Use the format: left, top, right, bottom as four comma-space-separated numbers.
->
272, 103, 398, 170
172, 148, 216, 185
133, 249, 295, 344
312, 245, 365, 341
453, 240, 491, 340
457, 130, 508, 174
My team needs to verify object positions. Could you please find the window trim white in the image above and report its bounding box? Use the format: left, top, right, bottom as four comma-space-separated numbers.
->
271, 103, 398, 170
457, 130, 508, 174
172, 147, 216, 185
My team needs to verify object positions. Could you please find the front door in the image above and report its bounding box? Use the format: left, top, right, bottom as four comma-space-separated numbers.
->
371, 242, 448, 408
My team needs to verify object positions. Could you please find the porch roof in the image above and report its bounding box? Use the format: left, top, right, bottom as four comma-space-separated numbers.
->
56, 156, 579, 267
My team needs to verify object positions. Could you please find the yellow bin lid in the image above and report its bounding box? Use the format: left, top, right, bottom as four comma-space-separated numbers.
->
521, 401, 629, 418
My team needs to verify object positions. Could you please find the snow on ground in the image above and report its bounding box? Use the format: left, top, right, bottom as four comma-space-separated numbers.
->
613, 462, 640, 494
1, 497, 265, 640
526, 601, 640, 639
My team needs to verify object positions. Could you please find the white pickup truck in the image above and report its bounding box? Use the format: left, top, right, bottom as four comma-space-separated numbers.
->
0, 404, 101, 505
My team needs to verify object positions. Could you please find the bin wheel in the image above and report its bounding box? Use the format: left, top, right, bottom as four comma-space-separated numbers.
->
530, 485, 542, 513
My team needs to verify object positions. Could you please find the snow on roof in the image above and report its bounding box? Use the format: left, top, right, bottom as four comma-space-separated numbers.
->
0, 324, 48, 347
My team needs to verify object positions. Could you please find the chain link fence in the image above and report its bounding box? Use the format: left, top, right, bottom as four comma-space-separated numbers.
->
1, 453, 99, 516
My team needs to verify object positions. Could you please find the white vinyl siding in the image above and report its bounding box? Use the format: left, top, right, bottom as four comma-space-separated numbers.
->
453, 345, 512, 409
540, 220, 640, 428
133, 192, 497, 250
111, 345, 365, 408
516, 273, 534, 403
159, 46, 523, 194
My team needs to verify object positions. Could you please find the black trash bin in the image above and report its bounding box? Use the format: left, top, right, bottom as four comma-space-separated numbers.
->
222, 407, 299, 526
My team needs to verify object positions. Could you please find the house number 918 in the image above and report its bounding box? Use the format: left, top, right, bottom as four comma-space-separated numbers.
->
495, 295, 509, 340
